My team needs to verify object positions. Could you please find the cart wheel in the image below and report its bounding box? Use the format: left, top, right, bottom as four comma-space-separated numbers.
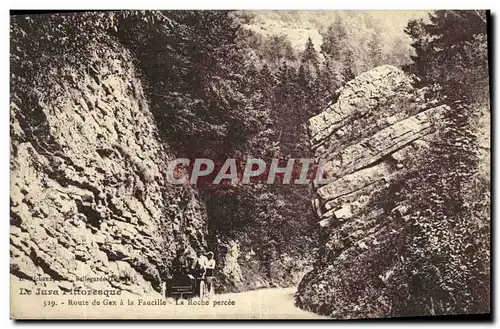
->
199, 280, 206, 299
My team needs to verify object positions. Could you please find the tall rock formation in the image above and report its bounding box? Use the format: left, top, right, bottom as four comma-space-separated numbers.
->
10, 36, 208, 295
296, 65, 448, 318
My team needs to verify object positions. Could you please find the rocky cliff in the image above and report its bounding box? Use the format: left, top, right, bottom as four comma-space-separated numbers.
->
296, 65, 449, 318
10, 37, 208, 295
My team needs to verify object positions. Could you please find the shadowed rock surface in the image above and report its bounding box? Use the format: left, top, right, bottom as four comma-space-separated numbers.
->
10, 39, 208, 295
296, 65, 448, 318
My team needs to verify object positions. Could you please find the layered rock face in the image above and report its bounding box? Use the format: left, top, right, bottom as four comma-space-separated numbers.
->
10, 40, 207, 295
296, 65, 448, 318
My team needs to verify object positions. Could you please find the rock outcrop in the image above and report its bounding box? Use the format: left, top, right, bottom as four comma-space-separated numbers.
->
10, 38, 208, 295
296, 65, 448, 318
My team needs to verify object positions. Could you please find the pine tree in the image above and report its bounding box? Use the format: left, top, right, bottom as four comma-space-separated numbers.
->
320, 18, 347, 60
262, 34, 296, 65
317, 59, 334, 96
341, 48, 356, 82
259, 63, 276, 104
300, 37, 320, 80
368, 30, 383, 68
403, 18, 434, 85
297, 63, 313, 116
302, 37, 319, 67
405, 10, 488, 100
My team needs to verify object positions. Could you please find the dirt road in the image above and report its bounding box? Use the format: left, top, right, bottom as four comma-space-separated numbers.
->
162, 287, 327, 319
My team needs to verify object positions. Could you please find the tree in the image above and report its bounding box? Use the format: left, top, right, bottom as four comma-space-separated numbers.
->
114, 10, 255, 158
405, 10, 488, 101
368, 30, 383, 68
403, 18, 436, 88
400, 10, 490, 315
300, 37, 320, 82
302, 37, 319, 68
318, 58, 344, 104
341, 49, 356, 82
320, 18, 347, 60
261, 34, 296, 66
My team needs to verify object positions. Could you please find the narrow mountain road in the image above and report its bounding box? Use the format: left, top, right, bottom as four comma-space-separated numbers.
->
161, 287, 328, 319
132, 286, 329, 319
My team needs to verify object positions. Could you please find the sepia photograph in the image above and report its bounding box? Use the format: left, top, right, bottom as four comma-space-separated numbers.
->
9, 9, 491, 320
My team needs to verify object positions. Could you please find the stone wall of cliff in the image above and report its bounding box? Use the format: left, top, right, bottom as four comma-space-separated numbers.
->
296, 65, 449, 318
10, 37, 208, 295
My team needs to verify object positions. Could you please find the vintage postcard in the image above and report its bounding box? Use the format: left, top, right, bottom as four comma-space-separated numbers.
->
10, 10, 491, 319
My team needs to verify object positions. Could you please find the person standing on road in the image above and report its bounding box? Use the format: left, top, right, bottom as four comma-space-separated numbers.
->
205, 251, 216, 297
185, 252, 196, 275
194, 249, 208, 277
171, 248, 188, 276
